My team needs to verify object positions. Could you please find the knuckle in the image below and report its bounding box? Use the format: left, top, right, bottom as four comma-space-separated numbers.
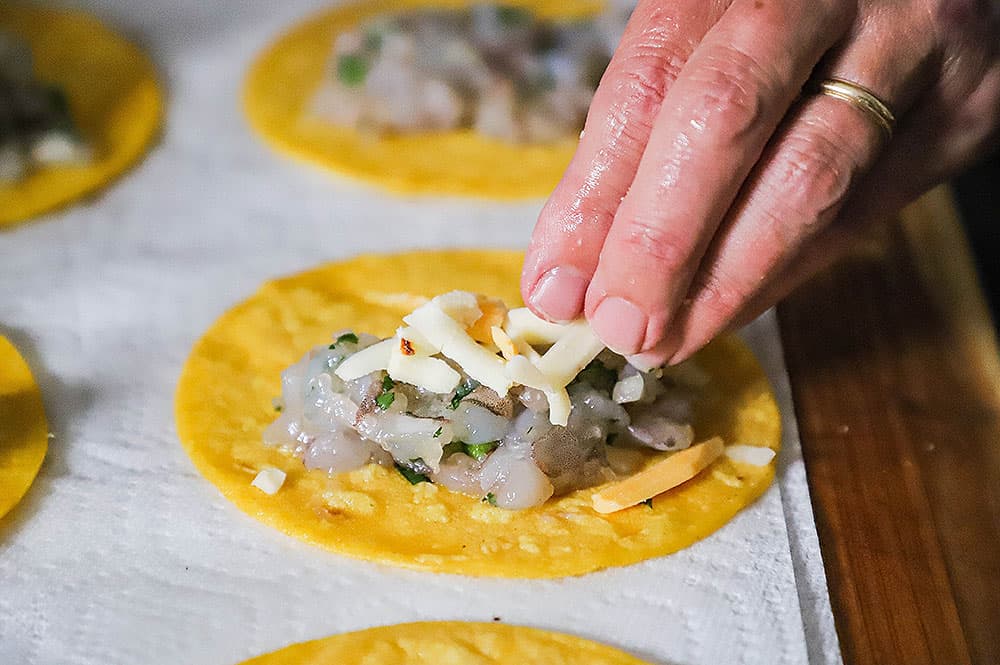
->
690, 267, 757, 320
766, 127, 861, 235
609, 29, 690, 116
573, 185, 625, 233
612, 216, 690, 269
597, 35, 688, 153
688, 45, 771, 137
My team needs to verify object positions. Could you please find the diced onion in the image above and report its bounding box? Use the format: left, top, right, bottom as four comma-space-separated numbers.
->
612, 374, 645, 404
251, 467, 286, 495
724, 445, 776, 466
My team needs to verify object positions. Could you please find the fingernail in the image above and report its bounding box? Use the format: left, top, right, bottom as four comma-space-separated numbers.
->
628, 338, 676, 372
528, 266, 588, 322
591, 297, 647, 355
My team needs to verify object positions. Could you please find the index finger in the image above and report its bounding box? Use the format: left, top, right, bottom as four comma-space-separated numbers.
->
521, 0, 723, 322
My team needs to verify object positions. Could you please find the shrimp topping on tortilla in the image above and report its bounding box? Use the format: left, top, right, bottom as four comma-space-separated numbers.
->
264, 291, 720, 510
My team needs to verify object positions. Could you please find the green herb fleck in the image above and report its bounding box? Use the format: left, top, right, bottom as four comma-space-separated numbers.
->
497, 6, 531, 27
433, 426, 443, 438
44, 86, 76, 133
482, 492, 497, 506
364, 28, 383, 51
575, 359, 617, 393
45, 86, 71, 116
382, 374, 395, 391
641, 498, 653, 509
441, 441, 464, 457
395, 463, 431, 485
274, 404, 283, 413
463, 441, 498, 461
449, 383, 475, 410
337, 54, 368, 86
375, 390, 395, 411
335, 332, 358, 346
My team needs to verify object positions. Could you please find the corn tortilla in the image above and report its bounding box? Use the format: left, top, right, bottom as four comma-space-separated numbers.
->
243, 0, 603, 199
0, 4, 163, 227
0, 335, 48, 521
239, 622, 651, 665
175, 250, 780, 578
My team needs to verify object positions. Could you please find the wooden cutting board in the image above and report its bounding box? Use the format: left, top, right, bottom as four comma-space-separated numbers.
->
777, 186, 1000, 665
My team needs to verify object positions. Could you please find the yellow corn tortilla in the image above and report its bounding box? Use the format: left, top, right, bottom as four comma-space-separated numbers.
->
0, 335, 48, 521
240, 622, 651, 665
0, 4, 163, 228
243, 0, 603, 199
175, 250, 780, 578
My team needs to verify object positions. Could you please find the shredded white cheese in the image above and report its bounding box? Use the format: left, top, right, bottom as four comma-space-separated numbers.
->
545, 388, 572, 427
334, 291, 612, 425
251, 467, 286, 495
491, 326, 518, 360
505, 307, 568, 345
404, 299, 510, 395
387, 347, 460, 394
335, 338, 394, 381
534, 319, 605, 388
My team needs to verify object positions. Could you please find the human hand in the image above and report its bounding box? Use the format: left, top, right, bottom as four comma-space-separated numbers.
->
521, 0, 1000, 366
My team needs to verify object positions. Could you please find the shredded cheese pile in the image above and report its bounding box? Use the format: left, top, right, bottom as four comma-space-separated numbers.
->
335, 291, 605, 426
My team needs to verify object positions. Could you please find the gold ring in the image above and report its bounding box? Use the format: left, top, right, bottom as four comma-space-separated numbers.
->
817, 78, 896, 140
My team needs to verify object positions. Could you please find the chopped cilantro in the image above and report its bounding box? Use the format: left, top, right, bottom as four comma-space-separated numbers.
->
449, 382, 475, 409
363, 29, 383, 51
45, 86, 71, 116
433, 426, 443, 438
375, 374, 396, 411
44, 86, 76, 133
329, 332, 358, 349
575, 359, 617, 392
336, 332, 358, 345
337, 54, 368, 86
375, 390, 395, 411
641, 498, 653, 509
463, 441, 498, 461
274, 405, 283, 413
395, 463, 431, 485
497, 6, 530, 27
482, 492, 497, 506
441, 441, 463, 457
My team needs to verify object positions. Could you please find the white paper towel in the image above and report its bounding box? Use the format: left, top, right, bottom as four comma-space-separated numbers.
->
0, 1, 841, 663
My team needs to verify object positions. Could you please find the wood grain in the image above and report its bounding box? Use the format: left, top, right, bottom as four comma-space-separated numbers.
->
777, 187, 1000, 665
